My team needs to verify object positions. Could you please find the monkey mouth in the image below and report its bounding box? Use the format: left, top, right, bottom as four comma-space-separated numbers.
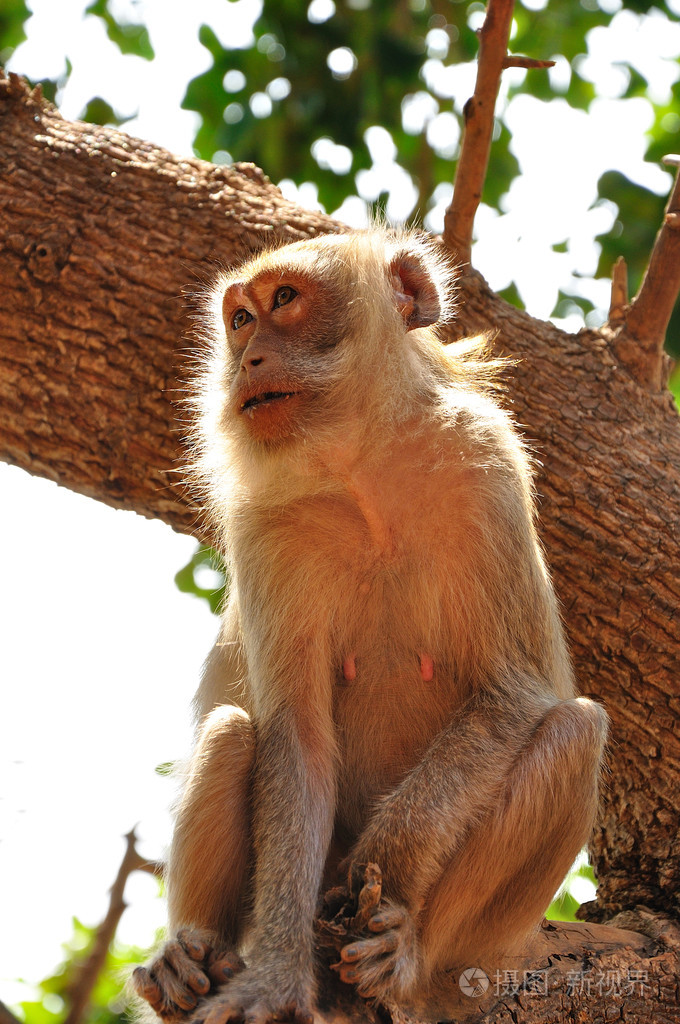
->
240, 391, 299, 413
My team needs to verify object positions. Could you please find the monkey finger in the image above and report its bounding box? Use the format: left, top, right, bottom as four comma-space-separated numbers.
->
132, 966, 163, 1006
341, 931, 398, 963
164, 942, 211, 997
177, 929, 214, 962
207, 951, 246, 987
152, 958, 200, 1012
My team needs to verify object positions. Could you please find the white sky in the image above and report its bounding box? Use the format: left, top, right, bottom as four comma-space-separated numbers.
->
2, 0, 679, 1008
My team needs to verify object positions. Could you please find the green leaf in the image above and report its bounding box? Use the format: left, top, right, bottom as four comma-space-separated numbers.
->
174, 543, 228, 615
79, 96, 135, 127
0, 0, 30, 62
85, 0, 155, 60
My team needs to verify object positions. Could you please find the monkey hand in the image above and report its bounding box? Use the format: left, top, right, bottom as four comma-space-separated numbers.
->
132, 929, 244, 1021
188, 966, 315, 1024
335, 864, 419, 1002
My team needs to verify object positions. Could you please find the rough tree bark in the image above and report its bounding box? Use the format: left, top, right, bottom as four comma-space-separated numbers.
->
1, 59, 679, 1024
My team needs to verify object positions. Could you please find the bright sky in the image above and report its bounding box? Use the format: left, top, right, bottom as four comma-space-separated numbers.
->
2, 0, 679, 1009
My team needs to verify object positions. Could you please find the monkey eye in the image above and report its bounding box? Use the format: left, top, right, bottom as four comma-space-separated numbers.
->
272, 286, 298, 310
232, 308, 254, 331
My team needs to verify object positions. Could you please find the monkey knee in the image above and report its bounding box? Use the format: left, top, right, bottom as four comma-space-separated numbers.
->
201, 703, 252, 737
196, 705, 254, 768
544, 696, 609, 765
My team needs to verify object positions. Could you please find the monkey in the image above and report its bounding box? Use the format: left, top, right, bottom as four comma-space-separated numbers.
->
132, 228, 608, 1024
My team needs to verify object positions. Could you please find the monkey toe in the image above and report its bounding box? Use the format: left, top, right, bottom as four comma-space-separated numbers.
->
338, 899, 418, 1001
366, 905, 407, 933
341, 931, 398, 963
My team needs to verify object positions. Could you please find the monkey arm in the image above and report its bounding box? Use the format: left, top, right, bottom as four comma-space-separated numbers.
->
247, 708, 336, 964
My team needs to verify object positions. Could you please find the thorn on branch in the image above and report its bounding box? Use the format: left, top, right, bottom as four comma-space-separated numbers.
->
502, 56, 556, 70
608, 256, 628, 324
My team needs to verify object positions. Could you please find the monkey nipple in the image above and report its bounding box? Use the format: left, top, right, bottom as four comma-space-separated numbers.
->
342, 655, 357, 682
419, 654, 434, 682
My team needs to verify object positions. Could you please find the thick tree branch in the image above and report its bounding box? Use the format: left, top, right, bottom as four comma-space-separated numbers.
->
607, 156, 680, 389
2, 71, 680, 1023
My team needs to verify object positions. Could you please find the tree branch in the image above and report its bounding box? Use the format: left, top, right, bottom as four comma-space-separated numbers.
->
63, 829, 160, 1024
442, 0, 516, 267
0, 1003, 22, 1024
2, 71, 680, 952
607, 156, 680, 389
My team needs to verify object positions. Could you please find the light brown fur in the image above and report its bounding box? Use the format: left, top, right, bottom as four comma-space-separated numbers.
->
133, 229, 607, 1024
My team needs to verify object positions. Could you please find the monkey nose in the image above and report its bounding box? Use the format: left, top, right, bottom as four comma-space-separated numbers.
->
241, 354, 265, 373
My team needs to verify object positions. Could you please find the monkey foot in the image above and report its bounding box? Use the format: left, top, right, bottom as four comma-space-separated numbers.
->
133, 928, 245, 1022
318, 865, 418, 1002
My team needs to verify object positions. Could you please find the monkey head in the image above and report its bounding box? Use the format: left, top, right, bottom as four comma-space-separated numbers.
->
204, 231, 455, 451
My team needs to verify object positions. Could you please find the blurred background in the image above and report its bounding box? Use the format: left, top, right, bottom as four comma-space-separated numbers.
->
1, 0, 679, 1020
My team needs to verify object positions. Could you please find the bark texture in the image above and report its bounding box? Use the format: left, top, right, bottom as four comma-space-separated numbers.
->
1, 73, 679, 1022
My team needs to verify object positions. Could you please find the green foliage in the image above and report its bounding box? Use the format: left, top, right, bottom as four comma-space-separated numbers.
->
174, 543, 228, 615
0, 0, 29, 66
79, 97, 135, 128
546, 860, 598, 923
595, 171, 666, 299
183, 1, 438, 213
85, 0, 154, 60
16, 918, 148, 1024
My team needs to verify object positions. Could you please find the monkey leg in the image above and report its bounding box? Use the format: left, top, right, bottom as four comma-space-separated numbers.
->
133, 705, 254, 1021
419, 696, 606, 978
339, 696, 607, 1000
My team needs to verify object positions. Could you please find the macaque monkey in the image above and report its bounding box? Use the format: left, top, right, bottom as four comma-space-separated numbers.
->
133, 228, 607, 1024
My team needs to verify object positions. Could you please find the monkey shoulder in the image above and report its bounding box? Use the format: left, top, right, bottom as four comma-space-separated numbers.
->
430, 390, 534, 502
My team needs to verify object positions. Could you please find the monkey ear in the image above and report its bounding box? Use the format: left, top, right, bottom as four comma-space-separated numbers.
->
389, 251, 442, 331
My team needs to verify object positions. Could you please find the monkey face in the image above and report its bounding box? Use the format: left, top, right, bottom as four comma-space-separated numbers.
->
221, 260, 351, 445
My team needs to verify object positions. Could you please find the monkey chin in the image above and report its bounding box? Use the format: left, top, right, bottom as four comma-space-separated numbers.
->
238, 391, 303, 445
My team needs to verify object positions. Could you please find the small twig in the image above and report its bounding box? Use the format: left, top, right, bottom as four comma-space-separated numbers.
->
502, 55, 556, 69
63, 828, 162, 1024
608, 256, 628, 323
609, 156, 680, 389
